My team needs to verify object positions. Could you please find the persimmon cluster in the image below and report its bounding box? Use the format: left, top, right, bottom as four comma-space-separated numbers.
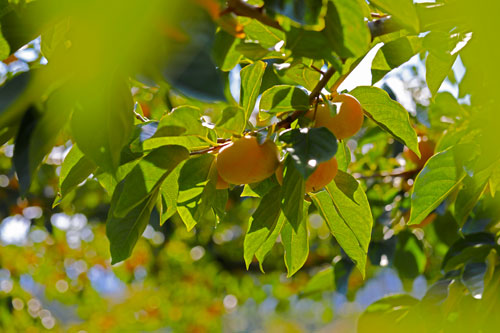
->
215, 94, 364, 192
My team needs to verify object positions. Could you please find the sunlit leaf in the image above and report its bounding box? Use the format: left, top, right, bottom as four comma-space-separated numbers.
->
280, 158, 305, 230
259, 85, 309, 113
213, 30, 242, 72
55, 144, 96, 206
409, 147, 465, 225
107, 184, 159, 264
240, 61, 266, 121
282, 201, 310, 277
310, 171, 372, 277
350, 86, 419, 156
369, 0, 419, 33
371, 36, 423, 83
176, 154, 216, 231
244, 185, 282, 269
113, 145, 189, 218
241, 18, 285, 49
324, 0, 370, 58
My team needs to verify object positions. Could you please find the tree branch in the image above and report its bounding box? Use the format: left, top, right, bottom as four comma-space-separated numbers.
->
226, 0, 282, 31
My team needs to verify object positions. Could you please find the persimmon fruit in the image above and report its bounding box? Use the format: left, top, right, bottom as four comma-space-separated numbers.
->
307, 93, 364, 140
216, 136, 280, 185
403, 138, 435, 169
276, 157, 338, 193
215, 173, 229, 190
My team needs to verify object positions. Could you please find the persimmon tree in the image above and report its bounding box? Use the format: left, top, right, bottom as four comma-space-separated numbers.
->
1, 0, 500, 330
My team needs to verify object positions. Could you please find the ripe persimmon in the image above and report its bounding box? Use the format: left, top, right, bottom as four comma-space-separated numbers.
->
307, 94, 364, 140
216, 136, 280, 185
403, 138, 435, 169
276, 157, 338, 193
215, 173, 229, 190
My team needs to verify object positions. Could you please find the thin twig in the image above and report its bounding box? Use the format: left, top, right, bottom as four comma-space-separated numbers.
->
190, 141, 232, 156
309, 66, 336, 104
354, 169, 418, 179
310, 65, 325, 75
134, 111, 148, 122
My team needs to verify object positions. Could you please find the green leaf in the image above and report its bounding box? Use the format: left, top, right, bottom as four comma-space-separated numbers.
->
454, 166, 492, 227
424, 31, 469, 97
310, 171, 373, 277
242, 18, 285, 49
0, 71, 31, 128
71, 77, 134, 171
155, 105, 208, 136
369, 0, 419, 33
489, 161, 500, 196
28, 89, 73, 192
216, 106, 246, 137
243, 185, 282, 269
462, 262, 487, 299
409, 147, 465, 225
426, 53, 456, 97
107, 184, 159, 264
300, 266, 336, 297
213, 30, 242, 72
255, 213, 286, 271
13, 107, 38, 194
176, 154, 216, 231
113, 145, 189, 218
235, 42, 283, 61
259, 85, 309, 113
163, 42, 226, 102
0, 25, 9, 60
14, 80, 77, 194
442, 233, 495, 272
371, 36, 423, 83
240, 61, 266, 122
240, 177, 277, 198
428, 92, 465, 130
96, 158, 142, 195
143, 106, 215, 151
0, 124, 17, 146
39, 17, 70, 60
281, 59, 321, 91
129, 121, 159, 152
335, 140, 351, 172
394, 231, 426, 281
213, 189, 228, 222
159, 163, 183, 224
143, 136, 212, 151
55, 144, 96, 206
324, 0, 370, 58
265, 0, 325, 29
357, 295, 419, 333
282, 201, 310, 277
350, 86, 419, 157
279, 127, 338, 179
281, 158, 305, 230
286, 27, 340, 66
